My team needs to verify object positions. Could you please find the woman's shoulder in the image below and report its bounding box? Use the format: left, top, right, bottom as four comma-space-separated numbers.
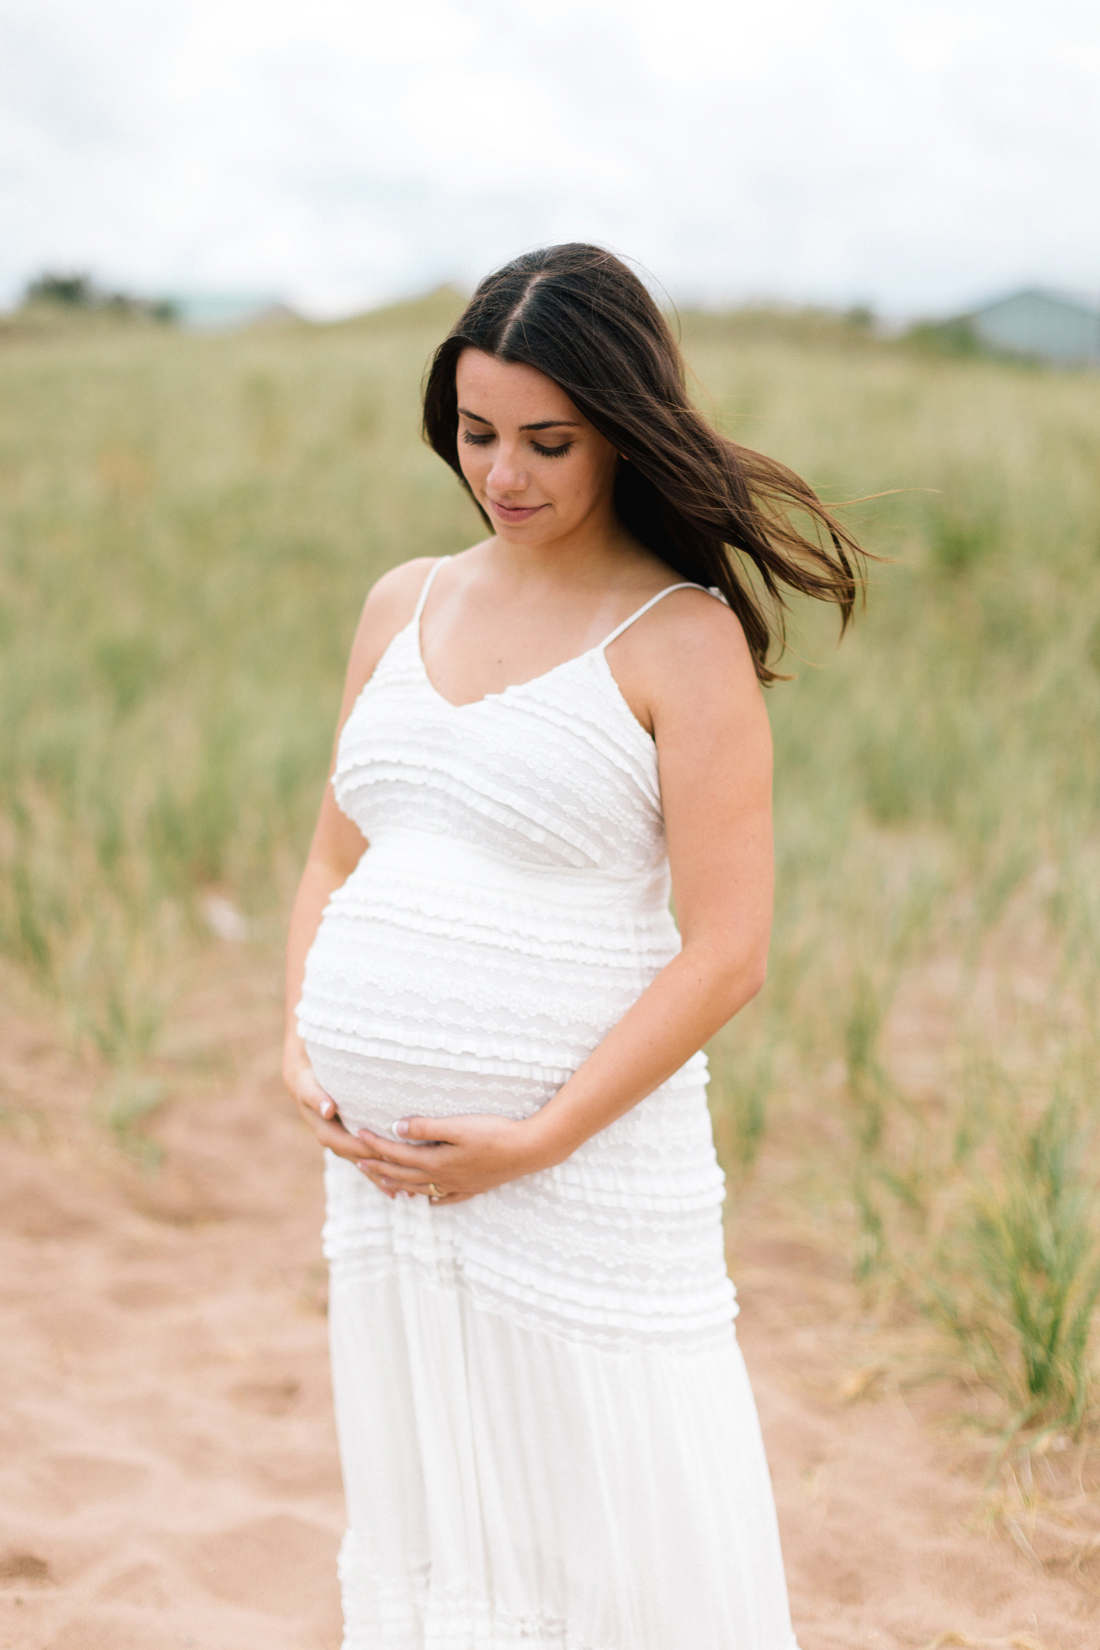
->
341, 549, 482, 699
609, 582, 761, 737
363, 540, 492, 620
363, 555, 439, 620
614, 581, 752, 670
337, 559, 435, 705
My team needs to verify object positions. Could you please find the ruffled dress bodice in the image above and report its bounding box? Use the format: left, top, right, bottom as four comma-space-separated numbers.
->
297, 566, 708, 1131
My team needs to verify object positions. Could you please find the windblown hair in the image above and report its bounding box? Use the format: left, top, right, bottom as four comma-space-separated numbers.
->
422, 243, 864, 684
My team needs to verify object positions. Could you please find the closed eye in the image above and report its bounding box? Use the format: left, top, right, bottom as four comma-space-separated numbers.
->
461, 431, 573, 459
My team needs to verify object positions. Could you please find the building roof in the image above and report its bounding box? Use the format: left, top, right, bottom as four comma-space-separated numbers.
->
965, 286, 1100, 365
168, 294, 298, 331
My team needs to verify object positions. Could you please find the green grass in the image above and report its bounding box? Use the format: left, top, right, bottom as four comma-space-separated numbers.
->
1, 296, 1098, 1428
930, 1093, 1100, 1429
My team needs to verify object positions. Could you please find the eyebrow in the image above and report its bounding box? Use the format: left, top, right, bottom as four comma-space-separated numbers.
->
457, 406, 579, 431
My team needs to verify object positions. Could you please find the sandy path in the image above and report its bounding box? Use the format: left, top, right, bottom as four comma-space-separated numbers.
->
1, 958, 1097, 1650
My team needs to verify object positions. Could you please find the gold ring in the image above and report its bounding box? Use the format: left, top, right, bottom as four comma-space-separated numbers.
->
427, 1182, 443, 1201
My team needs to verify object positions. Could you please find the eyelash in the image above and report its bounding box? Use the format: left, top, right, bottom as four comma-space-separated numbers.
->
461, 432, 573, 459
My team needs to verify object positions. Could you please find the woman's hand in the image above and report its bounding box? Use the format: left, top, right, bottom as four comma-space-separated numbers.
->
283, 1039, 375, 1167
355, 1113, 548, 1204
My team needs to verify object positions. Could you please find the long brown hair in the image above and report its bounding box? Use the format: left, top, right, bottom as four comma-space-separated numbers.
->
422, 243, 864, 684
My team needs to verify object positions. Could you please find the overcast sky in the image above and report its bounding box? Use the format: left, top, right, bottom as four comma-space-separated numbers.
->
2, 0, 1098, 318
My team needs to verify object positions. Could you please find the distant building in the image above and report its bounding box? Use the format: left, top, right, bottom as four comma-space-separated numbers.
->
167, 294, 299, 331
968, 288, 1100, 365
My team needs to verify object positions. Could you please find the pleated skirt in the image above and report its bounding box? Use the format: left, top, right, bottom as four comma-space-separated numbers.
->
322, 1097, 799, 1650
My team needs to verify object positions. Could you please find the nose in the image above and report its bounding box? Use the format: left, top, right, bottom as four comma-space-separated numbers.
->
487, 442, 529, 496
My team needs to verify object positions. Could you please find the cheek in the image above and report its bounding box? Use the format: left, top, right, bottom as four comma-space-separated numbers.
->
562, 451, 613, 509
456, 443, 486, 489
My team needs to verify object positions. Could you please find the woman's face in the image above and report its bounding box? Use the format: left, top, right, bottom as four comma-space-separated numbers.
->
454, 348, 620, 546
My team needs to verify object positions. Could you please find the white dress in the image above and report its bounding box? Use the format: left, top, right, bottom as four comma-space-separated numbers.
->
297, 560, 798, 1650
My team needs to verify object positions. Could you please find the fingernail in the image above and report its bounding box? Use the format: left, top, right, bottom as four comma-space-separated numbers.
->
393, 1120, 410, 1138
320, 1103, 333, 1118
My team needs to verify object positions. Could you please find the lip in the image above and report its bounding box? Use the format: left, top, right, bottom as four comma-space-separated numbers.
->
487, 497, 547, 524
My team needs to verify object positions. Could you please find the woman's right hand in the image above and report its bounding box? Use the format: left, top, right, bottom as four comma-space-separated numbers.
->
283, 1037, 375, 1169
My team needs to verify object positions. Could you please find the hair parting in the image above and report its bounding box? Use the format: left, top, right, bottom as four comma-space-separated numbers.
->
422, 243, 866, 684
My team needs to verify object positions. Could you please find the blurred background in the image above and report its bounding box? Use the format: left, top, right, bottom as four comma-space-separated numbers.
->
3, 0, 1099, 319
2, 4, 1100, 1646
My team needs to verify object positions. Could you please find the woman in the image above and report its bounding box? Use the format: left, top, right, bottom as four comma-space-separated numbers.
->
285, 244, 862, 1649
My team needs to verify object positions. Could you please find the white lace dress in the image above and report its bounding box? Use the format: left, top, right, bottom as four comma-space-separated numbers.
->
297, 560, 798, 1650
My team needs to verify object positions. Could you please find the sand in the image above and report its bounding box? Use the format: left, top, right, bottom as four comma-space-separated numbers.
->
2, 954, 1097, 1650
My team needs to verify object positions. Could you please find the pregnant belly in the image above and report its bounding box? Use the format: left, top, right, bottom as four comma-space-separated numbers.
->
302, 1044, 558, 1139
296, 835, 680, 1140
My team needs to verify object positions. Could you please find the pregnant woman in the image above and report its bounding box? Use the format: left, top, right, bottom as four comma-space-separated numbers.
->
285, 243, 862, 1649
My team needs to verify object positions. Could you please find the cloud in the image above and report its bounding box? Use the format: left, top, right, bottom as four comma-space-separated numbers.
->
1, 0, 1098, 314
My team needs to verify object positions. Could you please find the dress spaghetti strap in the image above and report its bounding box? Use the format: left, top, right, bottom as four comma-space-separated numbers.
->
598, 581, 711, 651
412, 557, 448, 624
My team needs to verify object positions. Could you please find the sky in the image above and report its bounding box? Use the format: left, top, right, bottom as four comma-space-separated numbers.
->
2, 0, 1099, 319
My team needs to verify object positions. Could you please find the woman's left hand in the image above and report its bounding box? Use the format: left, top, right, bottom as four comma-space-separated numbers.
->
354, 1113, 547, 1204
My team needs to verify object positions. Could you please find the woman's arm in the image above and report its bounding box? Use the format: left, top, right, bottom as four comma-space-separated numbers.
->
283, 558, 439, 1160
358, 593, 772, 1199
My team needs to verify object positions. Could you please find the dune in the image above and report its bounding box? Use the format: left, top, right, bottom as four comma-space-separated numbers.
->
1, 955, 1097, 1650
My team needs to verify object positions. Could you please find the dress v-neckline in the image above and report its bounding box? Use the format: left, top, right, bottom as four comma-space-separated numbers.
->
410, 558, 707, 718
414, 619, 600, 713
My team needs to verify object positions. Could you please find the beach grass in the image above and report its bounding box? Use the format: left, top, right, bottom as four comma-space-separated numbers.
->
1, 295, 1098, 1429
